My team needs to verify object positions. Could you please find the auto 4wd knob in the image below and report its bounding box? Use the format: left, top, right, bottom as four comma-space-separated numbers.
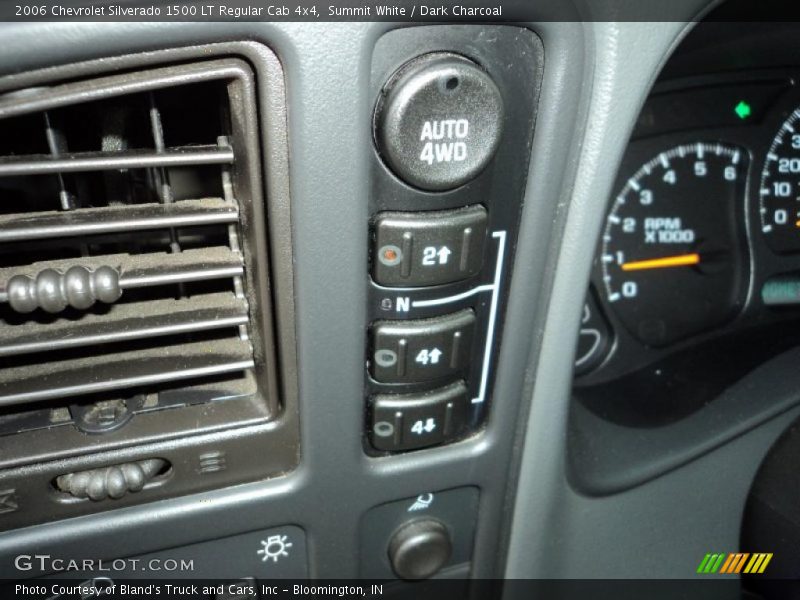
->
374, 52, 504, 192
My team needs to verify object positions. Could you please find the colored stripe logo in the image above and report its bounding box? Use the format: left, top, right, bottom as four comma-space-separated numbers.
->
697, 553, 773, 574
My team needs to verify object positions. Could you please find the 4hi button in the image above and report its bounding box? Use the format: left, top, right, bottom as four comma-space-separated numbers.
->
370, 309, 475, 384
375, 52, 504, 191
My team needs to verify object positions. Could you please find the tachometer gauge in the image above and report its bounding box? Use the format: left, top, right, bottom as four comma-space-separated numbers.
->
759, 107, 800, 253
601, 143, 747, 347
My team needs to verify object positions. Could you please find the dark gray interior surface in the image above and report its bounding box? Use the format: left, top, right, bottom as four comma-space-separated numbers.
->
0, 3, 793, 593
0, 20, 572, 581
506, 15, 800, 587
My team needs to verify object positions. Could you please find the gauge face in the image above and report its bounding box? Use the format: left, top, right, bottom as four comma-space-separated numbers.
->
759, 107, 800, 253
601, 143, 747, 347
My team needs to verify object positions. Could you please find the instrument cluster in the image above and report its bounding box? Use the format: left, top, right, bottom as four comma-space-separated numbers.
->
576, 71, 800, 408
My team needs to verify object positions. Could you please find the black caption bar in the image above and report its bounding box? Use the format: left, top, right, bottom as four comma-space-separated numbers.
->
3, 578, 797, 600
2, 0, 800, 23
2, 0, 551, 22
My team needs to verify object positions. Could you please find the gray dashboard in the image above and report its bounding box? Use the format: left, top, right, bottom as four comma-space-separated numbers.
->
0, 2, 794, 597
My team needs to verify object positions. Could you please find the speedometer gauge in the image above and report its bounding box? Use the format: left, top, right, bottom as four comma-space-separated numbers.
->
759, 107, 800, 253
601, 143, 747, 347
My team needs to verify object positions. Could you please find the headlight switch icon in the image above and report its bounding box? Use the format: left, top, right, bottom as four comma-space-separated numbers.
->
257, 534, 293, 563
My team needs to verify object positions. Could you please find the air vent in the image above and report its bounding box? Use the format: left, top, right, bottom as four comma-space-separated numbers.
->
0, 54, 288, 479
0, 58, 273, 420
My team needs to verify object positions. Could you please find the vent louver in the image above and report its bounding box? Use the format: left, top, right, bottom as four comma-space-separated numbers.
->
0, 59, 276, 424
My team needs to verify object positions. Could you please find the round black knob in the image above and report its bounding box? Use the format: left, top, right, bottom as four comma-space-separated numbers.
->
388, 519, 452, 580
374, 52, 504, 192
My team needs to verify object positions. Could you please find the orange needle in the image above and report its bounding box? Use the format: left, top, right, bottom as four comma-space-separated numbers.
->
621, 253, 701, 272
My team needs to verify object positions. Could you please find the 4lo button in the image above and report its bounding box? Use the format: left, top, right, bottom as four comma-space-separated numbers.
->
371, 381, 469, 451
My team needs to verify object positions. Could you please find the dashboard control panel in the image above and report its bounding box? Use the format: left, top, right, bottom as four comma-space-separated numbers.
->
360, 487, 479, 580
33, 525, 308, 581
364, 26, 543, 454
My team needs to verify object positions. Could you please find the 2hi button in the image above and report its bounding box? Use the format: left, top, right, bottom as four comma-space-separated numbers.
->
374, 205, 488, 287
375, 52, 504, 191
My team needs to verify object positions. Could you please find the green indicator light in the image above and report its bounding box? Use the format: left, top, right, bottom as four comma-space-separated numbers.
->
734, 100, 752, 120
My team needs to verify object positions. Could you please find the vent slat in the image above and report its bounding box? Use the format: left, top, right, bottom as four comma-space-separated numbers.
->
0, 59, 246, 120
0, 145, 233, 177
0, 338, 254, 408
120, 262, 243, 289
0, 59, 266, 422
0, 247, 243, 301
0, 293, 247, 358
0, 198, 237, 243
42, 111, 77, 211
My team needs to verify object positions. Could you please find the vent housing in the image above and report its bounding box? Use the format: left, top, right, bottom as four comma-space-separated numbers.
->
0, 49, 294, 529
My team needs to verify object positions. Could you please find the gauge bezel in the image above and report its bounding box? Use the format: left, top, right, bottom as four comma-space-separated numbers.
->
579, 68, 800, 386
599, 141, 749, 348
756, 91, 800, 252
